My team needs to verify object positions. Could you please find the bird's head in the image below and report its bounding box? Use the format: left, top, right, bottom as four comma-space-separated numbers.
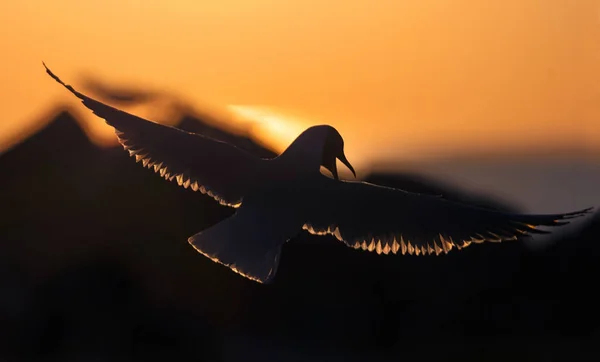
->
288, 125, 355, 180
282, 124, 356, 180
320, 126, 356, 180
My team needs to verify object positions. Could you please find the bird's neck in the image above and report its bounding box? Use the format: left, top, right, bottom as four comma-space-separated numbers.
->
277, 137, 324, 173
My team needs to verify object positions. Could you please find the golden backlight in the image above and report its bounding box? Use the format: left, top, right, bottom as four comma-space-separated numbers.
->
228, 105, 309, 154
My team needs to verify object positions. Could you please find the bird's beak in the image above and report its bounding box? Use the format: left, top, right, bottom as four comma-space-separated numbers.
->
338, 153, 356, 178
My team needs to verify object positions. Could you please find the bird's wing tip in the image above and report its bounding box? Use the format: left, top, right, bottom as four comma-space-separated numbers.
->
572, 206, 594, 215
42, 63, 82, 99
42, 61, 52, 75
558, 206, 595, 220
43, 62, 59, 81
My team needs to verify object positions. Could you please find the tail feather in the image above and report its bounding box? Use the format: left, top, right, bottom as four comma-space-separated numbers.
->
189, 229, 282, 284
188, 204, 302, 284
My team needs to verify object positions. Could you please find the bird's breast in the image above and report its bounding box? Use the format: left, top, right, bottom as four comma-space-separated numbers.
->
244, 166, 322, 219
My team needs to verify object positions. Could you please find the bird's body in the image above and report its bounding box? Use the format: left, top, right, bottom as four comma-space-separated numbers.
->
44, 63, 594, 284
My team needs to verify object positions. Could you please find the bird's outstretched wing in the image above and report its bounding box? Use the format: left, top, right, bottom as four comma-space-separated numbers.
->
44, 63, 262, 207
304, 179, 593, 255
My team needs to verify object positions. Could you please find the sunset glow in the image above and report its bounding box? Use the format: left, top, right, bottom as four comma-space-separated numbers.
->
1, 0, 599, 162
228, 105, 309, 153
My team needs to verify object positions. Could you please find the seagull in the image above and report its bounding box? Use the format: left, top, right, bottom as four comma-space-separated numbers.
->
43, 63, 594, 284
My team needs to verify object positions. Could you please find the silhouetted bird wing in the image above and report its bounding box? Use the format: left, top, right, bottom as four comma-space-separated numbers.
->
44, 63, 261, 207
304, 179, 593, 255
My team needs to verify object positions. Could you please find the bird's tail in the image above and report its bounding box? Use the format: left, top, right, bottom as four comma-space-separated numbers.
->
188, 204, 302, 284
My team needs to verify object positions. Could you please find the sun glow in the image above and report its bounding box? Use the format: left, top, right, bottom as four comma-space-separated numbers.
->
228, 105, 309, 154
2, 0, 600, 159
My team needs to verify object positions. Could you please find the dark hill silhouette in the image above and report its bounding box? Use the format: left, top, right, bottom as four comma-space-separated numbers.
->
175, 113, 276, 159
363, 172, 518, 212
1, 108, 598, 361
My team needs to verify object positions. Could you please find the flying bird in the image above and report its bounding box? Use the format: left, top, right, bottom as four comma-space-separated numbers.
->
43, 63, 594, 284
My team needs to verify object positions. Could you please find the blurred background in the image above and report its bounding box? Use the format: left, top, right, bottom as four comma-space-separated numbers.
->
1, 0, 599, 360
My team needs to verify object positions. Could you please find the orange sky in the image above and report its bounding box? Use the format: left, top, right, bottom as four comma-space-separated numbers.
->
1, 0, 599, 167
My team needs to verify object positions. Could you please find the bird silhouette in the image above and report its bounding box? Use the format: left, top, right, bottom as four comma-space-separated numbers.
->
44, 63, 594, 284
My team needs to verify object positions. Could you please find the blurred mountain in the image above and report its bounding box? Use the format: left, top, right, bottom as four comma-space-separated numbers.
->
80, 78, 162, 104
363, 172, 518, 212
1, 108, 598, 361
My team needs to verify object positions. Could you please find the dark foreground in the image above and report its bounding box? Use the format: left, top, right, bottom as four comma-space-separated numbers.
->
1, 111, 599, 361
